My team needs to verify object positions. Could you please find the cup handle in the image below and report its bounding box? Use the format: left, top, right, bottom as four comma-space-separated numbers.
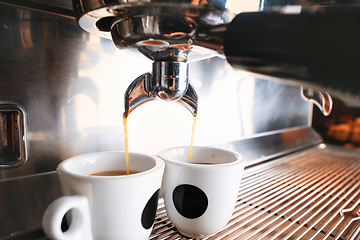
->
42, 196, 93, 240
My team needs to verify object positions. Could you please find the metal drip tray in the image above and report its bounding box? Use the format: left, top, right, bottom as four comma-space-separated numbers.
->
150, 145, 360, 239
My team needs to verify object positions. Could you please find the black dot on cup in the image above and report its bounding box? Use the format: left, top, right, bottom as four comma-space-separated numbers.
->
172, 184, 208, 219
141, 189, 160, 229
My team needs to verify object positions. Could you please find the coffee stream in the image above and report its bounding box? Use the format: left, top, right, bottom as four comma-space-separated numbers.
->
123, 113, 130, 175
123, 114, 197, 175
188, 116, 197, 159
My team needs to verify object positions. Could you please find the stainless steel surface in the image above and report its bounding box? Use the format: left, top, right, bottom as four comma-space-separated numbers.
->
0, 103, 27, 169
238, 76, 312, 136
125, 61, 198, 117
0, 172, 61, 239
213, 127, 322, 166
150, 145, 360, 239
0, 0, 74, 18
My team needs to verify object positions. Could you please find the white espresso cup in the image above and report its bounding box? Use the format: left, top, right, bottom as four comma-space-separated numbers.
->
42, 151, 165, 240
158, 146, 245, 238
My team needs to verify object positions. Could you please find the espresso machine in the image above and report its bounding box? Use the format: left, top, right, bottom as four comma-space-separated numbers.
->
1, 0, 360, 239
74, 0, 360, 117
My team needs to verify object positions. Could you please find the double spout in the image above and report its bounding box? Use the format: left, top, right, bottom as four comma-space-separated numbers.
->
124, 61, 197, 117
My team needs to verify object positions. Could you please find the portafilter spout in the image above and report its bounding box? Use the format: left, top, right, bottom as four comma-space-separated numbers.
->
124, 61, 197, 118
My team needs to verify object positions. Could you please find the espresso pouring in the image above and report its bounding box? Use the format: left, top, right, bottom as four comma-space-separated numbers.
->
123, 113, 130, 175
188, 116, 197, 159
122, 114, 197, 175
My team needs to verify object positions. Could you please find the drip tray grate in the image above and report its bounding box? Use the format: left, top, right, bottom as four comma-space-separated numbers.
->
150, 145, 360, 240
